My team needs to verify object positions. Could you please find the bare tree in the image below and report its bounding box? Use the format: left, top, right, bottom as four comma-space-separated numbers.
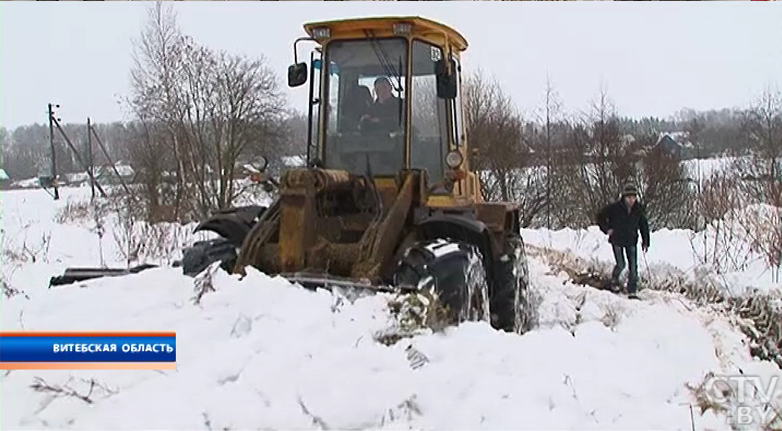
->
735, 87, 782, 280
464, 70, 546, 227
538, 77, 565, 230
695, 172, 756, 273
559, 87, 637, 226
127, 2, 189, 220
128, 2, 288, 221
124, 120, 177, 221
638, 138, 695, 229
737, 88, 782, 207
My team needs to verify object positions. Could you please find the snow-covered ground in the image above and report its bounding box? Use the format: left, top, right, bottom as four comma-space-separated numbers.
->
524, 219, 781, 295
682, 156, 737, 182
1, 186, 780, 430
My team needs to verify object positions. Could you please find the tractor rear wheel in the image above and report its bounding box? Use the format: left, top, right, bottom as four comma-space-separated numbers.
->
392, 239, 490, 326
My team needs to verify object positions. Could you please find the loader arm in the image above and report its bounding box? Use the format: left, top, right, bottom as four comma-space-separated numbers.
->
351, 171, 417, 281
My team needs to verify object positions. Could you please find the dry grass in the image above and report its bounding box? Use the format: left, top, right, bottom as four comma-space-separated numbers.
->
375, 290, 451, 346
191, 261, 221, 305
529, 244, 782, 369
30, 376, 117, 405
686, 372, 782, 431
53, 199, 102, 225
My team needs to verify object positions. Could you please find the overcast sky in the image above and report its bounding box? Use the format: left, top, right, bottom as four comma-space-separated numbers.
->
1, 2, 780, 130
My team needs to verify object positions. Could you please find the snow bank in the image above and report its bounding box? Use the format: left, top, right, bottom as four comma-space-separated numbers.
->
682, 156, 739, 181
524, 205, 782, 296
3, 257, 779, 430
0, 187, 207, 300
0, 185, 275, 298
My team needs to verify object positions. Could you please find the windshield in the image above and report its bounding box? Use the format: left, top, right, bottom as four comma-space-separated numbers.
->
322, 38, 407, 176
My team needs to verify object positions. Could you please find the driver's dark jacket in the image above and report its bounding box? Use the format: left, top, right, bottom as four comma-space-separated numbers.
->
368, 97, 402, 130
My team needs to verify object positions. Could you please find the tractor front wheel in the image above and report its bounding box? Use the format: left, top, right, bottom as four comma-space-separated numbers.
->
491, 233, 534, 334
392, 239, 490, 326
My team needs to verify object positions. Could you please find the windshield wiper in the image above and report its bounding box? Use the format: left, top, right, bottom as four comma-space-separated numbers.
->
365, 30, 405, 129
365, 30, 403, 93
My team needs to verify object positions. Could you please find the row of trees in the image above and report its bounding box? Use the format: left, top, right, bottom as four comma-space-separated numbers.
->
0, 122, 134, 180
0, 93, 756, 186
466, 69, 780, 232
466, 71, 780, 277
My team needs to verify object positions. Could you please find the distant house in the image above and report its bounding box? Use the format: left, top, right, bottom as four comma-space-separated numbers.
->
94, 162, 136, 184
60, 162, 136, 187
655, 134, 683, 158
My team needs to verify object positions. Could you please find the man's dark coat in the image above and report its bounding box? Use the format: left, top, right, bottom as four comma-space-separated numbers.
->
597, 199, 651, 248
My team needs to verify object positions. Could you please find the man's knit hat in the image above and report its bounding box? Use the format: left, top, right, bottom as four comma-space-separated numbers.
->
621, 183, 638, 197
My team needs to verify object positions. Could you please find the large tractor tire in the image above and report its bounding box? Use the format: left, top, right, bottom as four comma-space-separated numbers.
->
181, 206, 266, 277
181, 238, 238, 277
491, 233, 533, 334
392, 239, 491, 326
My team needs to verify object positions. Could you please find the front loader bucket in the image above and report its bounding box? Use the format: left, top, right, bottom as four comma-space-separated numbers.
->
49, 264, 158, 287
279, 271, 403, 294
274, 271, 415, 304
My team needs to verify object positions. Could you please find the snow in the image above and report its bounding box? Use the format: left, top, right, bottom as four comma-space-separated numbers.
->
524, 213, 781, 295
11, 177, 41, 188
282, 155, 306, 167
93, 163, 135, 179
0, 168, 9, 181
1, 185, 781, 430
111, 163, 135, 178
681, 156, 740, 182
66, 172, 91, 184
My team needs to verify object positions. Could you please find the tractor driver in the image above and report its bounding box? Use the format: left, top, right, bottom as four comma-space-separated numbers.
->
360, 76, 401, 131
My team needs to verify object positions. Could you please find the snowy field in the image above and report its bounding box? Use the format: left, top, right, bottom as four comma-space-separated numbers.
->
524, 221, 781, 296
1, 186, 781, 430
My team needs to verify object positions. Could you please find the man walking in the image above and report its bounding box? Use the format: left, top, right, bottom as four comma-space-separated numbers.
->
596, 184, 650, 300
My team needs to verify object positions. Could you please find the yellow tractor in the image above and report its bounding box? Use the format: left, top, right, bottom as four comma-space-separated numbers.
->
51, 16, 533, 334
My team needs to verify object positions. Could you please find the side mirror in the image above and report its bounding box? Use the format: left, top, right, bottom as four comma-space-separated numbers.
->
254, 155, 269, 172
435, 59, 457, 99
288, 63, 308, 87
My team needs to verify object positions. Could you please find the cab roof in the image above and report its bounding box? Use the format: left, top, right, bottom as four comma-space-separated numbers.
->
302, 16, 469, 52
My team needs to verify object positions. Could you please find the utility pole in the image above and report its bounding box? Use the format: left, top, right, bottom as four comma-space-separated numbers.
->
89, 120, 133, 197
87, 117, 96, 200
51, 115, 107, 198
48, 103, 60, 200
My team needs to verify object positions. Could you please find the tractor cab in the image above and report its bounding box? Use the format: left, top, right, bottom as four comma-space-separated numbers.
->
287, 17, 480, 203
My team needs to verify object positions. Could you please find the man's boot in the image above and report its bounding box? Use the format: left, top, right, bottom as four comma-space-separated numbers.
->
627, 285, 640, 300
